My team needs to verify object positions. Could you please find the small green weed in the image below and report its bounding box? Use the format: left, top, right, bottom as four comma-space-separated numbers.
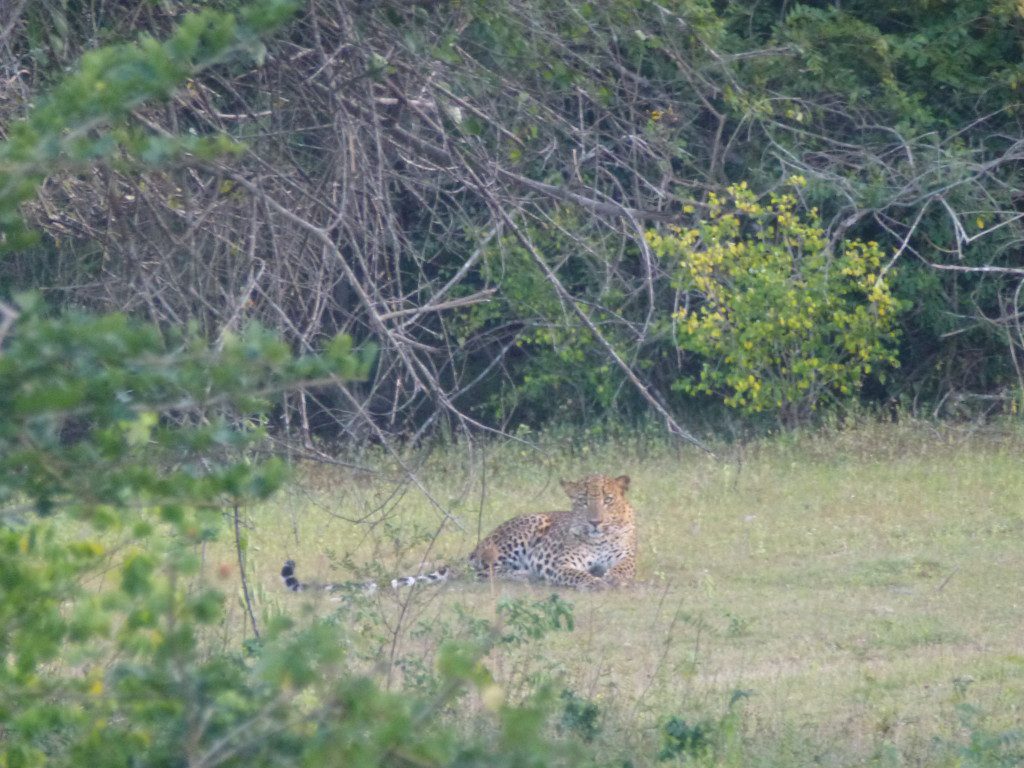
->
559, 688, 602, 743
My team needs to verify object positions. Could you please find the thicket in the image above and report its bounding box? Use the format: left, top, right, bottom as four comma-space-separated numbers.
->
0, 6, 643, 766
1, 0, 1022, 443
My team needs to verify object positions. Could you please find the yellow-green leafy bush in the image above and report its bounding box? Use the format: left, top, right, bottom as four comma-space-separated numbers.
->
646, 179, 903, 425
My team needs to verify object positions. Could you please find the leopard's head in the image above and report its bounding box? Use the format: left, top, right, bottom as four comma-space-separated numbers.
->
560, 474, 632, 528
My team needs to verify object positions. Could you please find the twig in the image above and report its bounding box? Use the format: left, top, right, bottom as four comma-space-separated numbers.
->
935, 566, 959, 593
233, 501, 260, 641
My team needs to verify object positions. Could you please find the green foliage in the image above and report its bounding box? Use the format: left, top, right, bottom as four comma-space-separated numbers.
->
0, 295, 377, 766
727, 1, 1024, 412
931, 701, 1024, 768
497, 592, 575, 644
466, 220, 643, 426
647, 179, 903, 425
0, 0, 298, 250
657, 691, 748, 765
558, 689, 602, 743
0, 296, 373, 523
774, 1, 1024, 127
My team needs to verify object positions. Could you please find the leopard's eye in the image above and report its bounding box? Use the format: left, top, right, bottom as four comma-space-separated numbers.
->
603, 495, 613, 505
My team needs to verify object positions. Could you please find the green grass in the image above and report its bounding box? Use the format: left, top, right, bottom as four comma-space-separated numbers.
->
237, 421, 1024, 766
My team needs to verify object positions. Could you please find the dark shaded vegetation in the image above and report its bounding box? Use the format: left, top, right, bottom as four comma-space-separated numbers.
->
3, 0, 1023, 442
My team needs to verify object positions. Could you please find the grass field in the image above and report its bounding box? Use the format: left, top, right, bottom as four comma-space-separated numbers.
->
239, 421, 1024, 766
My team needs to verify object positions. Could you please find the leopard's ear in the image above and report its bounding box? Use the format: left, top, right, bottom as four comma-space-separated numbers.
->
615, 475, 631, 492
560, 479, 579, 497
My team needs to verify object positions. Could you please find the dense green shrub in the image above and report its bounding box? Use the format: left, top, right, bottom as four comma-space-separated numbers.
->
647, 179, 903, 426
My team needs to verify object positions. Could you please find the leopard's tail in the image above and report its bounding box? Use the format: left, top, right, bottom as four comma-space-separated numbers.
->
388, 566, 451, 589
281, 560, 450, 594
281, 559, 341, 592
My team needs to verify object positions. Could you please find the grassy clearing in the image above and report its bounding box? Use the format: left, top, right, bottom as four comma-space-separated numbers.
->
237, 421, 1024, 766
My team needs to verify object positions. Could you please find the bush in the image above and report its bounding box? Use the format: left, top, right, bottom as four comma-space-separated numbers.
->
647, 179, 903, 427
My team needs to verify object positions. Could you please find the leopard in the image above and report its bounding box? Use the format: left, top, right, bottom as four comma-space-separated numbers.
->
281, 473, 636, 593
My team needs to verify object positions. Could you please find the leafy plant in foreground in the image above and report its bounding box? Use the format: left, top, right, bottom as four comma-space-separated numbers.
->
0, 296, 375, 765
0, 0, 299, 252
